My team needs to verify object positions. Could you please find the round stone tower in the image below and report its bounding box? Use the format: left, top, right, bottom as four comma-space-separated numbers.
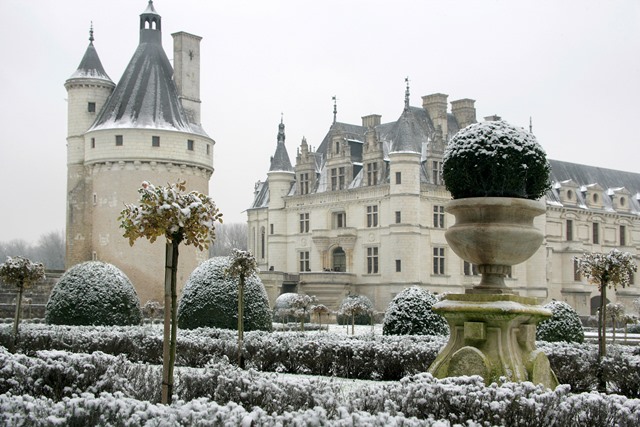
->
65, 1, 215, 303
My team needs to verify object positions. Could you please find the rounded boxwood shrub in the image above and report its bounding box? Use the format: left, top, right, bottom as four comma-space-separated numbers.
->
337, 294, 374, 325
272, 293, 308, 323
45, 261, 142, 326
177, 257, 271, 331
536, 300, 584, 343
443, 120, 551, 199
383, 286, 449, 336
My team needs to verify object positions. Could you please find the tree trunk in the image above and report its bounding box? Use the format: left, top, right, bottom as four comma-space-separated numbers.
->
161, 239, 180, 404
238, 274, 245, 369
13, 283, 24, 345
351, 313, 355, 335
599, 285, 607, 359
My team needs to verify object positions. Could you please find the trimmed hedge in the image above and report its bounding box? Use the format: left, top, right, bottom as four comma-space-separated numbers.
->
382, 286, 449, 336
44, 261, 142, 326
537, 300, 585, 343
177, 257, 271, 331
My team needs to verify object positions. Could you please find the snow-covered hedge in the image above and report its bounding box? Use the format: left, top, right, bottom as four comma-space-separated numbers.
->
443, 120, 551, 199
382, 286, 449, 336
2, 324, 639, 396
537, 300, 584, 343
44, 261, 142, 326
337, 294, 374, 325
177, 257, 271, 331
1, 347, 639, 426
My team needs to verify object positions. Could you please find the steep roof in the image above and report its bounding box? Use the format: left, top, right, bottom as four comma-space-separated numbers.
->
547, 159, 640, 213
269, 120, 293, 172
90, 2, 207, 136
67, 29, 113, 83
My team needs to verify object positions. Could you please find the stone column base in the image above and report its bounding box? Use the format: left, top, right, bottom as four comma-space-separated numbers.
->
428, 294, 558, 389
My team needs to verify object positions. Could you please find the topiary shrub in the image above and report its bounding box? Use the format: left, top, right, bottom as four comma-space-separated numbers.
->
536, 300, 584, 343
272, 293, 303, 323
336, 294, 374, 325
45, 261, 142, 326
177, 257, 271, 331
382, 286, 449, 336
443, 120, 551, 199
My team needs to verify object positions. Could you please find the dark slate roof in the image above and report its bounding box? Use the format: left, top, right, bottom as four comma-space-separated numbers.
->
90, 2, 208, 137
68, 38, 113, 83
547, 159, 640, 213
269, 121, 293, 172
381, 107, 432, 153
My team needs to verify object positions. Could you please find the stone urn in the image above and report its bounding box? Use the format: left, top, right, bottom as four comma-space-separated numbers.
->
444, 197, 545, 294
428, 197, 558, 389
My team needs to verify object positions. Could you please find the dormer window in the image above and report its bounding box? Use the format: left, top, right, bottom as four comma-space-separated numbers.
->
592, 193, 599, 204
566, 190, 573, 200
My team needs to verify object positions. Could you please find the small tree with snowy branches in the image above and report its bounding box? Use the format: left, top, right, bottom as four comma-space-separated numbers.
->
339, 296, 373, 335
226, 249, 258, 368
0, 256, 45, 344
288, 294, 317, 331
119, 180, 222, 404
575, 249, 637, 362
311, 304, 331, 329
606, 302, 625, 344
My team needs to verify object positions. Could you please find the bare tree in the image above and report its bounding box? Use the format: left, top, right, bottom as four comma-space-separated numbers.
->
209, 222, 247, 256
32, 231, 65, 270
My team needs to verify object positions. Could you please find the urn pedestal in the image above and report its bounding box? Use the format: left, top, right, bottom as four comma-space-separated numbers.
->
428, 198, 558, 388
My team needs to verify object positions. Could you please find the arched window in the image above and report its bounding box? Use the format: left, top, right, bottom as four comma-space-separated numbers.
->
332, 247, 346, 272
590, 295, 610, 316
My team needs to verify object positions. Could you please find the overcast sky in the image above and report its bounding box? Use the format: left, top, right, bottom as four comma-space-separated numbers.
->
0, 0, 638, 244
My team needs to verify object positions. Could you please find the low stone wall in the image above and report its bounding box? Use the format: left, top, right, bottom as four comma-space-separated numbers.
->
0, 270, 62, 319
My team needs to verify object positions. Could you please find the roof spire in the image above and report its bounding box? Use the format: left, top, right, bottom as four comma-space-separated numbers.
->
529, 116, 533, 133
278, 114, 285, 144
89, 22, 94, 45
404, 77, 410, 111
332, 95, 337, 124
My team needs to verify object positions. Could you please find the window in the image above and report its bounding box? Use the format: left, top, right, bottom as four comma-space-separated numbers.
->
366, 162, 378, 186
464, 261, 479, 276
592, 222, 599, 244
332, 247, 346, 272
299, 251, 310, 272
270, 224, 274, 235
620, 225, 627, 246
433, 205, 445, 228
432, 161, 443, 185
152, 136, 160, 147
260, 227, 265, 259
366, 205, 378, 227
115, 135, 123, 146
573, 259, 581, 281
335, 140, 340, 154
187, 139, 194, 151
339, 167, 345, 189
367, 247, 379, 274
92, 193, 97, 205
299, 173, 309, 195
433, 247, 445, 275
91, 137, 95, 148
206, 144, 210, 155
299, 213, 309, 233
395, 259, 401, 272
88, 102, 96, 113
334, 212, 346, 228
330, 168, 337, 191
566, 219, 573, 241
395, 172, 402, 184
395, 211, 401, 224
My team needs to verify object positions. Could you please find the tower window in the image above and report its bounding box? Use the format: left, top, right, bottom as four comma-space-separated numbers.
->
206, 144, 211, 155
152, 136, 160, 147
395, 172, 402, 184
88, 102, 96, 113
395, 211, 401, 224
187, 140, 194, 151
91, 138, 95, 148
115, 135, 123, 146
395, 259, 401, 272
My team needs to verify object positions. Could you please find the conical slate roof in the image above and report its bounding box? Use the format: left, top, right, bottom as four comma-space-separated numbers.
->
90, 1, 203, 135
269, 120, 293, 172
67, 29, 112, 83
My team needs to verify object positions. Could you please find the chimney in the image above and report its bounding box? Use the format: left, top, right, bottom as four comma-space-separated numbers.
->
451, 98, 476, 129
172, 31, 202, 124
362, 114, 381, 129
422, 93, 448, 138
484, 115, 502, 122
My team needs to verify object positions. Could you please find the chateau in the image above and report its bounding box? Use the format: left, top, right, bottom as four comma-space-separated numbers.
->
65, 1, 214, 303
247, 87, 640, 316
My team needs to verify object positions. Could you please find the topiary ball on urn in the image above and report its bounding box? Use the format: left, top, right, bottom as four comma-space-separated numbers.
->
442, 120, 551, 294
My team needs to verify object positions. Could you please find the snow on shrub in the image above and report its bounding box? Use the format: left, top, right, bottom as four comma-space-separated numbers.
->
443, 120, 551, 199
272, 292, 302, 323
382, 286, 449, 336
45, 261, 142, 326
536, 300, 584, 343
177, 257, 271, 331
337, 294, 374, 325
